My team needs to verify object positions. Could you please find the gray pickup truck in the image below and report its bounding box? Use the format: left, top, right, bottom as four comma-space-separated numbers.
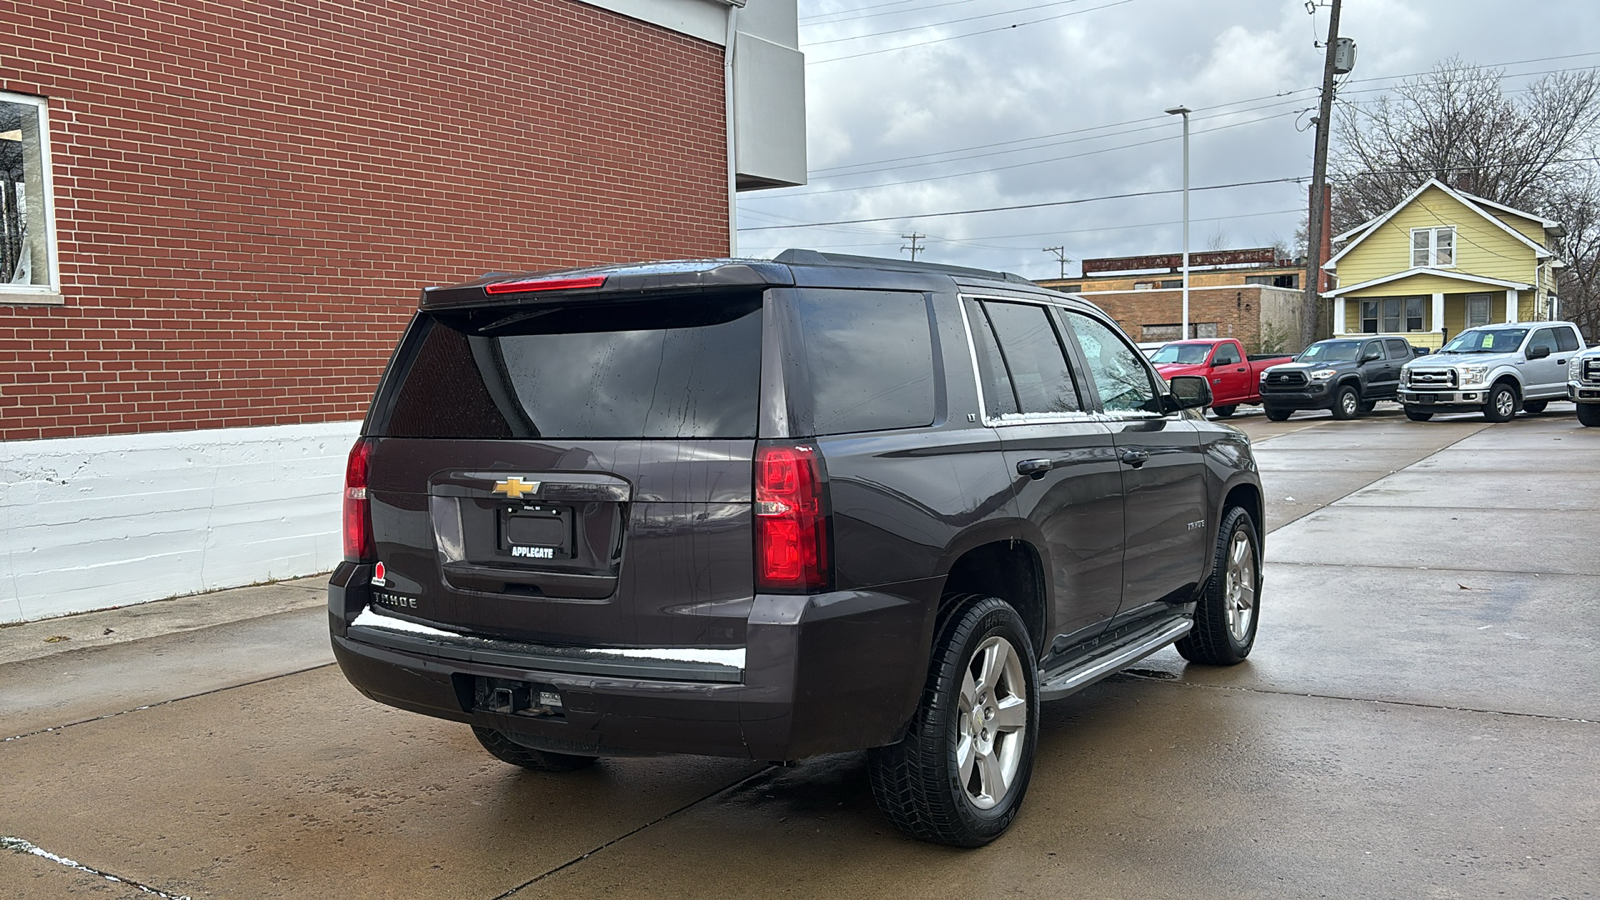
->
1569, 344, 1600, 427
1400, 322, 1587, 422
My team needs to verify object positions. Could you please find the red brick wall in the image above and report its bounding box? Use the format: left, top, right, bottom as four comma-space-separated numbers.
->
0, 0, 729, 440
1083, 287, 1267, 350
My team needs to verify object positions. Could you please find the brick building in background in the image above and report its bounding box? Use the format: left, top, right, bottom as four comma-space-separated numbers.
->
1038, 247, 1312, 353
1, 0, 804, 622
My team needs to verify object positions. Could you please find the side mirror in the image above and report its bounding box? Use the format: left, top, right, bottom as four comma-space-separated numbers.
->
1165, 375, 1212, 413
1527, 344, 1551, 360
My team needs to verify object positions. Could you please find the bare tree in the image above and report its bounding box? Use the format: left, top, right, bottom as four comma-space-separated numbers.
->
1330, 58, 1600, 336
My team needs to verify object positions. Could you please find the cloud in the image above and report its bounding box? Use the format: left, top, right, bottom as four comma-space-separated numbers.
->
738, 0, 1600, 280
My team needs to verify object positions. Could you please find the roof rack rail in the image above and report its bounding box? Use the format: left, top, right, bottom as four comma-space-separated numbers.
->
771, 249, 1031, 285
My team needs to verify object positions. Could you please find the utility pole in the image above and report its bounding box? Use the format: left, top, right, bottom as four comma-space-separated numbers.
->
1165, 105, 1191, 340
901, 233, 926, 261
1303, 0, 1343, 350
1042, 246, 1070, 280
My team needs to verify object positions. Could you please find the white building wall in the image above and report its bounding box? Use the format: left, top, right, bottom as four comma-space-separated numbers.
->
1, 420, 361, 623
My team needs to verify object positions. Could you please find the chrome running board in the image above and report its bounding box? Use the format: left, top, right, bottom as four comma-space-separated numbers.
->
1037, 618, 1192, 701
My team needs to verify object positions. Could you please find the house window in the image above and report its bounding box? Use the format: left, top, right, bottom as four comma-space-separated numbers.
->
1, 92, 59, 302
1411, 226, 1455, 268
1467, 293, 1492, 327
1360, 300, 1378, 333
1406, 297, 1425, 331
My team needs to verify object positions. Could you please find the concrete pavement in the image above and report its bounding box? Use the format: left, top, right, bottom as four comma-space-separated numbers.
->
3, 404, 1597, 898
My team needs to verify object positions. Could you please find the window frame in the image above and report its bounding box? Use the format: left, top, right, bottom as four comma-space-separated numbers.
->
957, 294, 1094, 426
0, 91, 62, 305
1410, 226, 1456, 269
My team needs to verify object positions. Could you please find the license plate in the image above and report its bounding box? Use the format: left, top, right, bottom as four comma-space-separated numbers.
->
500, 505, 572, 559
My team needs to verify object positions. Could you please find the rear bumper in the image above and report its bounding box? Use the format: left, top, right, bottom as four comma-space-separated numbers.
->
328, 563, 936, 761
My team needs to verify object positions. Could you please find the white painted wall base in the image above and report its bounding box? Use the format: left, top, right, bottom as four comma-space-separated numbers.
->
1, 420, 362, 623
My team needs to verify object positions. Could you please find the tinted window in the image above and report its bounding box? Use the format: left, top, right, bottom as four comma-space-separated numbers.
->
1386, 339, 1411, 359
1555, 328, 1580, 353
1528, 328, 1559, 354
965, 299, 1019, 416
383, 296, 762, 439
1299, 340, 1361, 363
793, 290, 935, 435
1063, 311, 1158, 414
981, 301, 1082, 414
1213, 343, 1240, 365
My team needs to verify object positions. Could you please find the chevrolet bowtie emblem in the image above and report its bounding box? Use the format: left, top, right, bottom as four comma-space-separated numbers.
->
492, 477, 540, 499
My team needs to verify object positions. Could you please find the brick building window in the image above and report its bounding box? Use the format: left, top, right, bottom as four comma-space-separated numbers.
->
1, 92, 59, 303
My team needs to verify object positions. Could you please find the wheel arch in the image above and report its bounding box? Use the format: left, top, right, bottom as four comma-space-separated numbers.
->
937, 536, 1049, 655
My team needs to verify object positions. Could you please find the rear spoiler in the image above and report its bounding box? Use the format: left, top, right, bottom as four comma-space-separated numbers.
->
420, 260, 794, 311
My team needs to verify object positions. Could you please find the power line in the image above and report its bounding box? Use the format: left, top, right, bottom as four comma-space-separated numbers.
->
736, 176, 1310, 233
803, 53, 1600, 180
800, 0, 984, 26
737, 157, 1600, 235
806, 0, 1134, 65
798, 0, 923, 24
804, 0, 1098, 47
760, 106, 1303, 200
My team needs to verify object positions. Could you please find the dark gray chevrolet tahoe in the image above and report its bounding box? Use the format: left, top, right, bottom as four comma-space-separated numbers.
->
329, 251, 1265, 846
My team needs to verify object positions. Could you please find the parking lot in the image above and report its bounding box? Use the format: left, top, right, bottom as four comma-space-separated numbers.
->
3, 403, 1597, 899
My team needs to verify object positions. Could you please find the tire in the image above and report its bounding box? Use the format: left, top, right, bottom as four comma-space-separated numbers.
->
1264, 408, 1291, 422
868, 595, 1039, 847
1212, 405, 1237, 418
1176, 506, 1260, 666
1579, 403, 1600, 427
1483, 382, 1518, 423
1521, 399, 1548, 415
472, 726, 598, 772
1404, 408, 1433, 422
1332, 385, 1361, 420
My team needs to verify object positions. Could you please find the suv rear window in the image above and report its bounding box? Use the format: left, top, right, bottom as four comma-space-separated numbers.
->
380, 295, 763, 439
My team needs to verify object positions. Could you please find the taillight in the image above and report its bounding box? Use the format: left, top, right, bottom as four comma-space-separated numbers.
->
343, 438, 376, 562
484, 274, 607, 295
755, 444, 830, 592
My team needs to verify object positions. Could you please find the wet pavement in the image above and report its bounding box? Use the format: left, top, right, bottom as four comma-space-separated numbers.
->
3, 403, 1597, 898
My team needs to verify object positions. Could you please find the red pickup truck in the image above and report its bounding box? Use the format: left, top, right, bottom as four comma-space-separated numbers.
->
1151, 338, 1294, 417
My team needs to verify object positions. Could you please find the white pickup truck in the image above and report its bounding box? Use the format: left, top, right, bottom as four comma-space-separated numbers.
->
1399, 322, 1587, 422
1569, 344, 1600, 427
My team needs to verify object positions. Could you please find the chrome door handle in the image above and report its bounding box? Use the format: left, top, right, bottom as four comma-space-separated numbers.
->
1119, 449, 1150, 468
1016, 458, 1053, 480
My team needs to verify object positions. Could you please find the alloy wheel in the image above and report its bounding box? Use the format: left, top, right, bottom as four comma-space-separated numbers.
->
955, 636, 1028, 810
1224, 529, 1257, 643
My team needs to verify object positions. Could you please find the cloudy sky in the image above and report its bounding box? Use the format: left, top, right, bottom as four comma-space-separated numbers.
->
735, 0, 1600, 280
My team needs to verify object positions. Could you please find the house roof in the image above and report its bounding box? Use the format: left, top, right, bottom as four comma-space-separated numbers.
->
1323, 178, 1553, 271
1324, 267, 1533, 298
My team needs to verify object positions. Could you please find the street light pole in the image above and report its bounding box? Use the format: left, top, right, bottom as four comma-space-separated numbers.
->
1165, 105, 1191, 340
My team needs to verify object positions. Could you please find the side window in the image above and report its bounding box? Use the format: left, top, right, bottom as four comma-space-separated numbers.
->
979, 301, 1083, 415
1213, 343, 1240, 365
1528, 328, 1559, 354
964, 299, 1019, 416
793, 290, 935, 435
1555, 328, 1580, 353
1386, 339, 1411, 359
1362, 341, 1383, 361
1062, 311, 1159, 414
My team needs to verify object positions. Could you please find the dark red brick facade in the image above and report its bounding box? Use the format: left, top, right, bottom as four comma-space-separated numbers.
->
1, 0, 729, 440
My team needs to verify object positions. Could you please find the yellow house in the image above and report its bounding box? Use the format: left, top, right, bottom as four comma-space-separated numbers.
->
1324, 179, 1565, 349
